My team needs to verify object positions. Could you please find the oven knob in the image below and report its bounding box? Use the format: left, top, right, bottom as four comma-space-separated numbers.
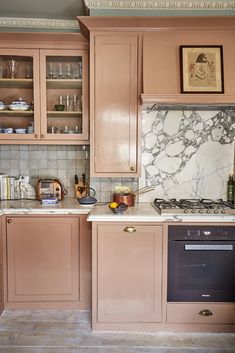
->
184, 209, 188, 213
221, 210, 225, 214
206, 210, 211, 214
214, 209, 218, 214
199, 209, 203, 213
191, 209, 195, 213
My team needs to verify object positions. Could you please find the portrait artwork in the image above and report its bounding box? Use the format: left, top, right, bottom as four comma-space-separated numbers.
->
180, 46, 224, 93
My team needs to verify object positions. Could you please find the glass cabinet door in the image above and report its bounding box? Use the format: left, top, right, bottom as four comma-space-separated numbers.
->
40, 50, 88, 142
0, 49, 40, 141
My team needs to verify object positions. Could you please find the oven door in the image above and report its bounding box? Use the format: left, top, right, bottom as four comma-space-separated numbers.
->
168, 240, 235, 302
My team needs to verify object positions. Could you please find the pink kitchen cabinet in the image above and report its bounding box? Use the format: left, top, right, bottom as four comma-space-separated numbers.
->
0, 32, 89, 145
0, 216, 3, 314
5, 215, 91, 309
92, 223, 163, 330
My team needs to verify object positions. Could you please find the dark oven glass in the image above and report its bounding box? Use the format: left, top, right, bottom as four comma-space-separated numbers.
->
168, 226, 235, 302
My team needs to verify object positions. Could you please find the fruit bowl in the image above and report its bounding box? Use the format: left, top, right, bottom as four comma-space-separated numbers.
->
109, 202, 128, 214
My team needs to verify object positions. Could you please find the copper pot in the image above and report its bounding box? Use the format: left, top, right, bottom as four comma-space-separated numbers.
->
113, 193, 135, 207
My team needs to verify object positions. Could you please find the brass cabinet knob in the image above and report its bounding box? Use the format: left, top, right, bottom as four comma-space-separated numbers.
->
123, 226, 136, 233
198, 309, 213, 317
130, 166, 135, 171
34, 134, 39, 138
7, 219, 12, 224
41, 134, 45, 139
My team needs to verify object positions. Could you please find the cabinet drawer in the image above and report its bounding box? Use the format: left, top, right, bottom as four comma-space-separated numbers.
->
167, 303, 235, 324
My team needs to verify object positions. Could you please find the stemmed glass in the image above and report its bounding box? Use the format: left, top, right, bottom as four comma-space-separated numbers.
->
8, 59, 18, 79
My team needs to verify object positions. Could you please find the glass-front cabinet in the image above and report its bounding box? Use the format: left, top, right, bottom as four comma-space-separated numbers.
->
0, 47, 88, 144
0, 49, 40, 141
40, 50, 88, 142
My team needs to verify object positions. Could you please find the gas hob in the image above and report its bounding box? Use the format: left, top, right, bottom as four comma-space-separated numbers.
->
153, 198, 235, 215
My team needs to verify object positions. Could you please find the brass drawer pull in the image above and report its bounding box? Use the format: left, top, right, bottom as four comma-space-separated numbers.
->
130, 166, 135, 171
198, 309, 213, 317
7, 219, 12, 224
123, 226, 136, 233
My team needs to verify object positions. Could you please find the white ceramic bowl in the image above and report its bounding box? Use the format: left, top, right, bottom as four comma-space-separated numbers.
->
15, 128, 27, 134
0, 101, 6, 110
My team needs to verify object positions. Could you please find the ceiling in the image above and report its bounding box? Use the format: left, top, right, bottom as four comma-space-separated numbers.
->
0, 0, 234, 32
0, 0, 87, 20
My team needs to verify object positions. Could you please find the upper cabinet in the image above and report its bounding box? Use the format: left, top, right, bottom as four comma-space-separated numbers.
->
78, 17, 142, 177
0, 33, 88, 144
141, 17, 235, 105
91, 34, 141, 176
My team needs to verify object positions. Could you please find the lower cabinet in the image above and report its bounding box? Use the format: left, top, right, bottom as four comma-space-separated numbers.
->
5, 215, 91, 309
0, 216, 3, 314
93, 223, 163, 327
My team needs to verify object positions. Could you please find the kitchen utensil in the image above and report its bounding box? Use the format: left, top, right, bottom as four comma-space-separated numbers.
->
74, 173, 88, 198
78, 187, 97, 205
133, 185, 155, 196
113, 193, 135, 207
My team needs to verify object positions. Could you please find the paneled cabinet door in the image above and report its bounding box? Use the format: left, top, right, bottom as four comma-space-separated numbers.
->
40, 49, 88, 142
91, 35, 140, 176
96, 224, 163, 323
0, 216, 3, 313
7, 216, 80, 302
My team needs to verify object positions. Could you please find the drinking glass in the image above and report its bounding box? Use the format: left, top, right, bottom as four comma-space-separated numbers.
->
57, 63, 64, 79
65, 63, 72, 79
8, 59, 18, 79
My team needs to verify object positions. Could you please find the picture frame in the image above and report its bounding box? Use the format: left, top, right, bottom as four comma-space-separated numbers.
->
179, 45, 224, 94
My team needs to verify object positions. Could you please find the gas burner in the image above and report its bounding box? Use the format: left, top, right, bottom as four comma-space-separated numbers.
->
153, 198, 235, 215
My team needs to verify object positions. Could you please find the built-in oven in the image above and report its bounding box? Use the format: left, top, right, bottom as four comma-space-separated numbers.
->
168, 225, 235, 302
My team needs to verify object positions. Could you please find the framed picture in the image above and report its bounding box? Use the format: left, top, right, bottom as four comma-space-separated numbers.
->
179, 45, 224, 93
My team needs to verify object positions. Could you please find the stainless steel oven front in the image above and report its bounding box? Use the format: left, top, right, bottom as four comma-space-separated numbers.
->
167, 225, 235, 302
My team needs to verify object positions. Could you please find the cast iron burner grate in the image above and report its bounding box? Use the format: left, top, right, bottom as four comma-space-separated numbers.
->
153, 198, 235, 215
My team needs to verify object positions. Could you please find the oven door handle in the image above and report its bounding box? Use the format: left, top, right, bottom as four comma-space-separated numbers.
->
184, 244, 233, 251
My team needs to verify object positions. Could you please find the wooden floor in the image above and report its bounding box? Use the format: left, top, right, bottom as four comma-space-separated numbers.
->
0, 310, 234, 353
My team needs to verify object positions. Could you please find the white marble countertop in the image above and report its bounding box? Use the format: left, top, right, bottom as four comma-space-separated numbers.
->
0, 198, 92, 215
1, 199, 235, 223
87, 203, 235, 223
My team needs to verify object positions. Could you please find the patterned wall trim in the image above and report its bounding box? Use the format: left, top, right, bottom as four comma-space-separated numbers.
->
85, 0, 235, 11
0, 17, 79, 30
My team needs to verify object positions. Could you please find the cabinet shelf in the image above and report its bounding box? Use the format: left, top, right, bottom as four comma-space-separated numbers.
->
0, 78, 33, 88
46, 79, 82, 89
0, 110, 33, 115
47, 111, 82, 117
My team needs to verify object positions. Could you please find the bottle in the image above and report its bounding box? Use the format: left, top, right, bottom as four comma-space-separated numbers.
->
227, 174, 234, 203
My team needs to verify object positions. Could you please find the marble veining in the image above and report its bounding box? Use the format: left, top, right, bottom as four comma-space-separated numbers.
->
140, 108, 235, 202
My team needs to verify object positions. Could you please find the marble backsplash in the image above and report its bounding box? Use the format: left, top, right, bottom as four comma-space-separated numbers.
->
139, 107, 235, 202
0, 107, 234, 203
